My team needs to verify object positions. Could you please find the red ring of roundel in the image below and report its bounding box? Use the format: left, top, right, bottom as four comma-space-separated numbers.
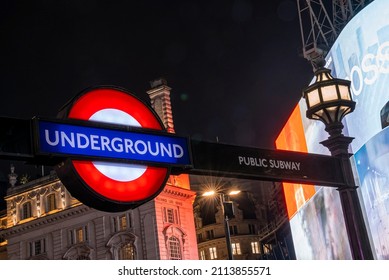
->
67, 87, 169, 202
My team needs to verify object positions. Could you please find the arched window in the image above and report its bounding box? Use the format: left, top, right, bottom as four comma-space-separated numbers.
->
168, 236, 182, 260
21, 202, 32, 220
106, 232, 137, 260
47, 193, 57, 212
63, 244, 92, 260
118, 243, 136, 260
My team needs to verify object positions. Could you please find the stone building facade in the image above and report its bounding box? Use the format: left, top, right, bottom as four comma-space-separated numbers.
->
194, 180, 294, 260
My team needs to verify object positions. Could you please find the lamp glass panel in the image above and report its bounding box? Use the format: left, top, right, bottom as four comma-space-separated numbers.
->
307, 89, 320, 107
325, 106, 338, 122
340, 106, 352, 119
316, 73, 323, 82
321, 85, 338, 102
311, 113, 320, 120
321, 72, 331, 82
314, 109, 330, 124
339, 85, 351, 100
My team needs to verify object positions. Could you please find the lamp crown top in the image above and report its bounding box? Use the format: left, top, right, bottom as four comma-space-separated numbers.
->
313, 58, 326, 70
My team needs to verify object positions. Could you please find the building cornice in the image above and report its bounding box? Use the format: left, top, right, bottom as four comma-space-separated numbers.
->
5, 175, 60, 199
162, 184, 196, 200
0, 204, 90, 238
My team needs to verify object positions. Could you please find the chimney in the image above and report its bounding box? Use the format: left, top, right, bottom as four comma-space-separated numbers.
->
146, 78, 175, 133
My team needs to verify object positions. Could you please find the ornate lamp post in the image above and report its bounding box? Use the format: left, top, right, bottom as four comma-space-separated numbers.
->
302, 62, 374, 259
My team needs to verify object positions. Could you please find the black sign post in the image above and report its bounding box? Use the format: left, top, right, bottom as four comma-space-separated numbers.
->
0, 117, 33, 161
0, 116, 347, 188
185, 140, 346, 187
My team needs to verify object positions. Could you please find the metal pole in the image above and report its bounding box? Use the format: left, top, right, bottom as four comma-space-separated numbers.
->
224, 214, 233, 260
321, 133, 374, 260
220, 194, 234, 260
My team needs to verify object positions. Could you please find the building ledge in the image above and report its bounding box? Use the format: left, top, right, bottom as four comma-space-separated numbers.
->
0, 203, 89, 238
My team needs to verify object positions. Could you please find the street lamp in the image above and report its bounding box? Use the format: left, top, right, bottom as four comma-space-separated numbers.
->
302, 62, 374, 260
202, 189, 241, 260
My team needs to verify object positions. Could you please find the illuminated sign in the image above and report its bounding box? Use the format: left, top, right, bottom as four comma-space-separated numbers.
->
54, 86, 172, 212
348, 41, 389, 96
36, 120, 190, 166
277, 0, 389, 259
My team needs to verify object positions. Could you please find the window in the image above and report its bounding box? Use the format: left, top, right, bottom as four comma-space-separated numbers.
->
29, 239, 46, 257
167, 208, 175, 223
248, 224, 256, 234
118, 243, 136, 260
197, 233, 203, 242
21, 202, 32, 220
70, 226, 88, 244
209, 247, 217, 260
76, 228, 84, 242
229, 225, 238, 235
163, 207, 179, 224
168, 236, 182, 260
206, 230, 214, 240
1, 217, 6, 228
200, 250, 206, 260
119, 215, 127, 230
113, 214, 131, 232
47, 193, 57, 212
263, 244, 272, 254
251, 242, 260, 254
232, 243, 241, 255
63, 244, 92, 260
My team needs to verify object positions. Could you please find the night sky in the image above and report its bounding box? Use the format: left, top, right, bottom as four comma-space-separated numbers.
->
0, 1, 313, 183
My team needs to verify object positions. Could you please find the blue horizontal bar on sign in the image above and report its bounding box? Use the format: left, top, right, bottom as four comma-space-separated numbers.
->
36, 120, 191, 166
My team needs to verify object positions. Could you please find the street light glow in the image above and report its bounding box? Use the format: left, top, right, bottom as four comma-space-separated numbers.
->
202, 190, 216, 197
198, 185, 241, 260
228, 190, 241, 196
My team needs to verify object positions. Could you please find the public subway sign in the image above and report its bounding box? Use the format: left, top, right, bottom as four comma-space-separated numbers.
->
188, 140, 346, 187
238, 156, 301, 171
35, 119, 190, 166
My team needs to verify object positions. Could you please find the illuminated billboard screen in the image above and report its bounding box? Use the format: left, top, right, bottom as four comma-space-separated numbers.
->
276, 0, 389, 259
276, 104, 351, 259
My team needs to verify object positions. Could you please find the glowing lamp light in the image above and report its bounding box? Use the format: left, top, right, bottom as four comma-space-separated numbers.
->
228, 190, 241, 196
303, 66, 355, 130
201, 189, 241, 197
202, 190, 216, 197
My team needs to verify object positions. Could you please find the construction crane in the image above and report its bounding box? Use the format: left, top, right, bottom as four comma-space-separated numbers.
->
297, 0, 374, 69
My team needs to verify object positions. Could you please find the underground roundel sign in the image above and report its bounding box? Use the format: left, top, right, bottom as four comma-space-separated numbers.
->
55, 86, 172, 212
